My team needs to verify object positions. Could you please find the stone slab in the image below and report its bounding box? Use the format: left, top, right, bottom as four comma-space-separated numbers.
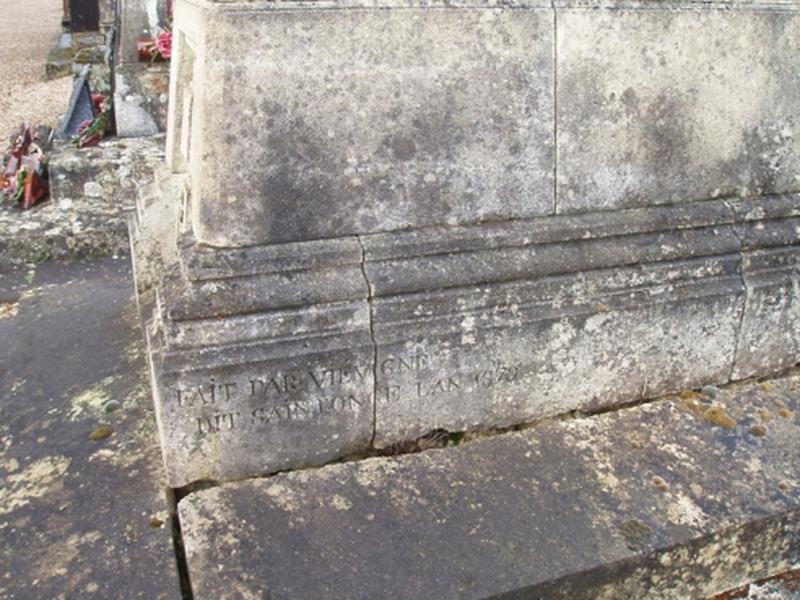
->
557, 6, 800, 212
115, 66, 170, 137
179, 371, 800, 600
171, 0, 555, 246
0, 136, 164, 269
114, 0, 170, 136
149, 332, 377, 487
370, 258, 744, 445
0, 258, 181, 599
116, 0, 167, 67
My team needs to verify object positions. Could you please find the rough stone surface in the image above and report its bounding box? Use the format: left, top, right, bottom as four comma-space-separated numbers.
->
139, 194, 800, 485
557, 5, 800, 212
0, 258, 180, 599
171, 0, 555, 246
45, 33, 74, 80
165, 0, 800, 247
713, 569, 800, 599
136, 0, 800, 484
0, 136, 164, 269
179, 372, 800, 600
732, 200, 800, 379
115, 67, 169, 137
370, 259, 743, 445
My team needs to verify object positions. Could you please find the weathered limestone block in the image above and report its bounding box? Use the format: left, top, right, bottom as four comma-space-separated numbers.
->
732, 197, 800, 379
365, 202, 746, 445
168, 0, 555, 246
133, 0, 800, 486
179, 374, 800, 600
557, 4, 800, 212
149, 332, 376, 486
144, 243, 376, 485
138, 193, 800, 485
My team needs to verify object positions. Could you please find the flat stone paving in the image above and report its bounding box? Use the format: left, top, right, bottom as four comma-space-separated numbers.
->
180, 371, 800, 600
0, 258, 180, 599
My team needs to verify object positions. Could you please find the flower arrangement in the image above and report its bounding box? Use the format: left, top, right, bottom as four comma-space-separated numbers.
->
73, 93, 110, 149
138, 2, 173, 63
1, 124, 48, 210
138, 30, 173, 62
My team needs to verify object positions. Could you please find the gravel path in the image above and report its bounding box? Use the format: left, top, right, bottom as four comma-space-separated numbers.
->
0, 0, 72, 139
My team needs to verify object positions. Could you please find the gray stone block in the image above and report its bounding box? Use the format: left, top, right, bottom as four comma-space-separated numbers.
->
114, 70, 162, 137
370, 262, 743, 445
134, 0, 800, 486
170, 1, 555, 247
178, 373, 800, 600
114, 0, 170, 136
138, 194, 800, 485
143, 258, 376, 486
557, 5, 800, 212
730, 197, 800, 379
150, 337, 376, 486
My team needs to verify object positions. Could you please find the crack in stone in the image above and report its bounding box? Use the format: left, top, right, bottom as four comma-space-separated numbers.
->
552, 0, 559, 215
724, 199, 750, 383
166, 487, 195, 600
355, 235, 380, 447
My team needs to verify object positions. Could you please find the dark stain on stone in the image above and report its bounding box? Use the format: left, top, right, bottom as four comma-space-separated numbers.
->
621, 87, 640, 117
639, 92, 691, 182
149, 516, 165, 528
620, 519, 652, 552
383, 135, 417, 162
652, 476, 669, 492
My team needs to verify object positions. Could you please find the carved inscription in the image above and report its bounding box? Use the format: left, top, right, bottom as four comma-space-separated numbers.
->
169, 353, 522, 440
249, 365, 370, 396
175, 379, 238, 407
377, 352, 522, 405
169, 363, 371, 438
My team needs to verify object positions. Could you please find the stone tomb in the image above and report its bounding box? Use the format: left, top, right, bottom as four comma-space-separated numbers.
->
131, 0, 800, 487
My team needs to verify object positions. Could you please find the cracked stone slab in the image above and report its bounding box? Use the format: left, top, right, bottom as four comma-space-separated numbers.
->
0, 258, 181, 599
179, 371, 800, 600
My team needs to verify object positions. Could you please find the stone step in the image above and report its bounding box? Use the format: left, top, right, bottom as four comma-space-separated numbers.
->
179, 371, 800, 600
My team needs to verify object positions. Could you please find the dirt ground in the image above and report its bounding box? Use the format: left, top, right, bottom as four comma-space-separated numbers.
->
0, 0, 72, 139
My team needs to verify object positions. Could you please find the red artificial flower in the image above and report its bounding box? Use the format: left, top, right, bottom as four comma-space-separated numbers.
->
155, 31, 172, 60
91, 93, 105, 114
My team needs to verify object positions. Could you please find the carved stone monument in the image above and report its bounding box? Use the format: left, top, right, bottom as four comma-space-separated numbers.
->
132, 0, 800, 487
